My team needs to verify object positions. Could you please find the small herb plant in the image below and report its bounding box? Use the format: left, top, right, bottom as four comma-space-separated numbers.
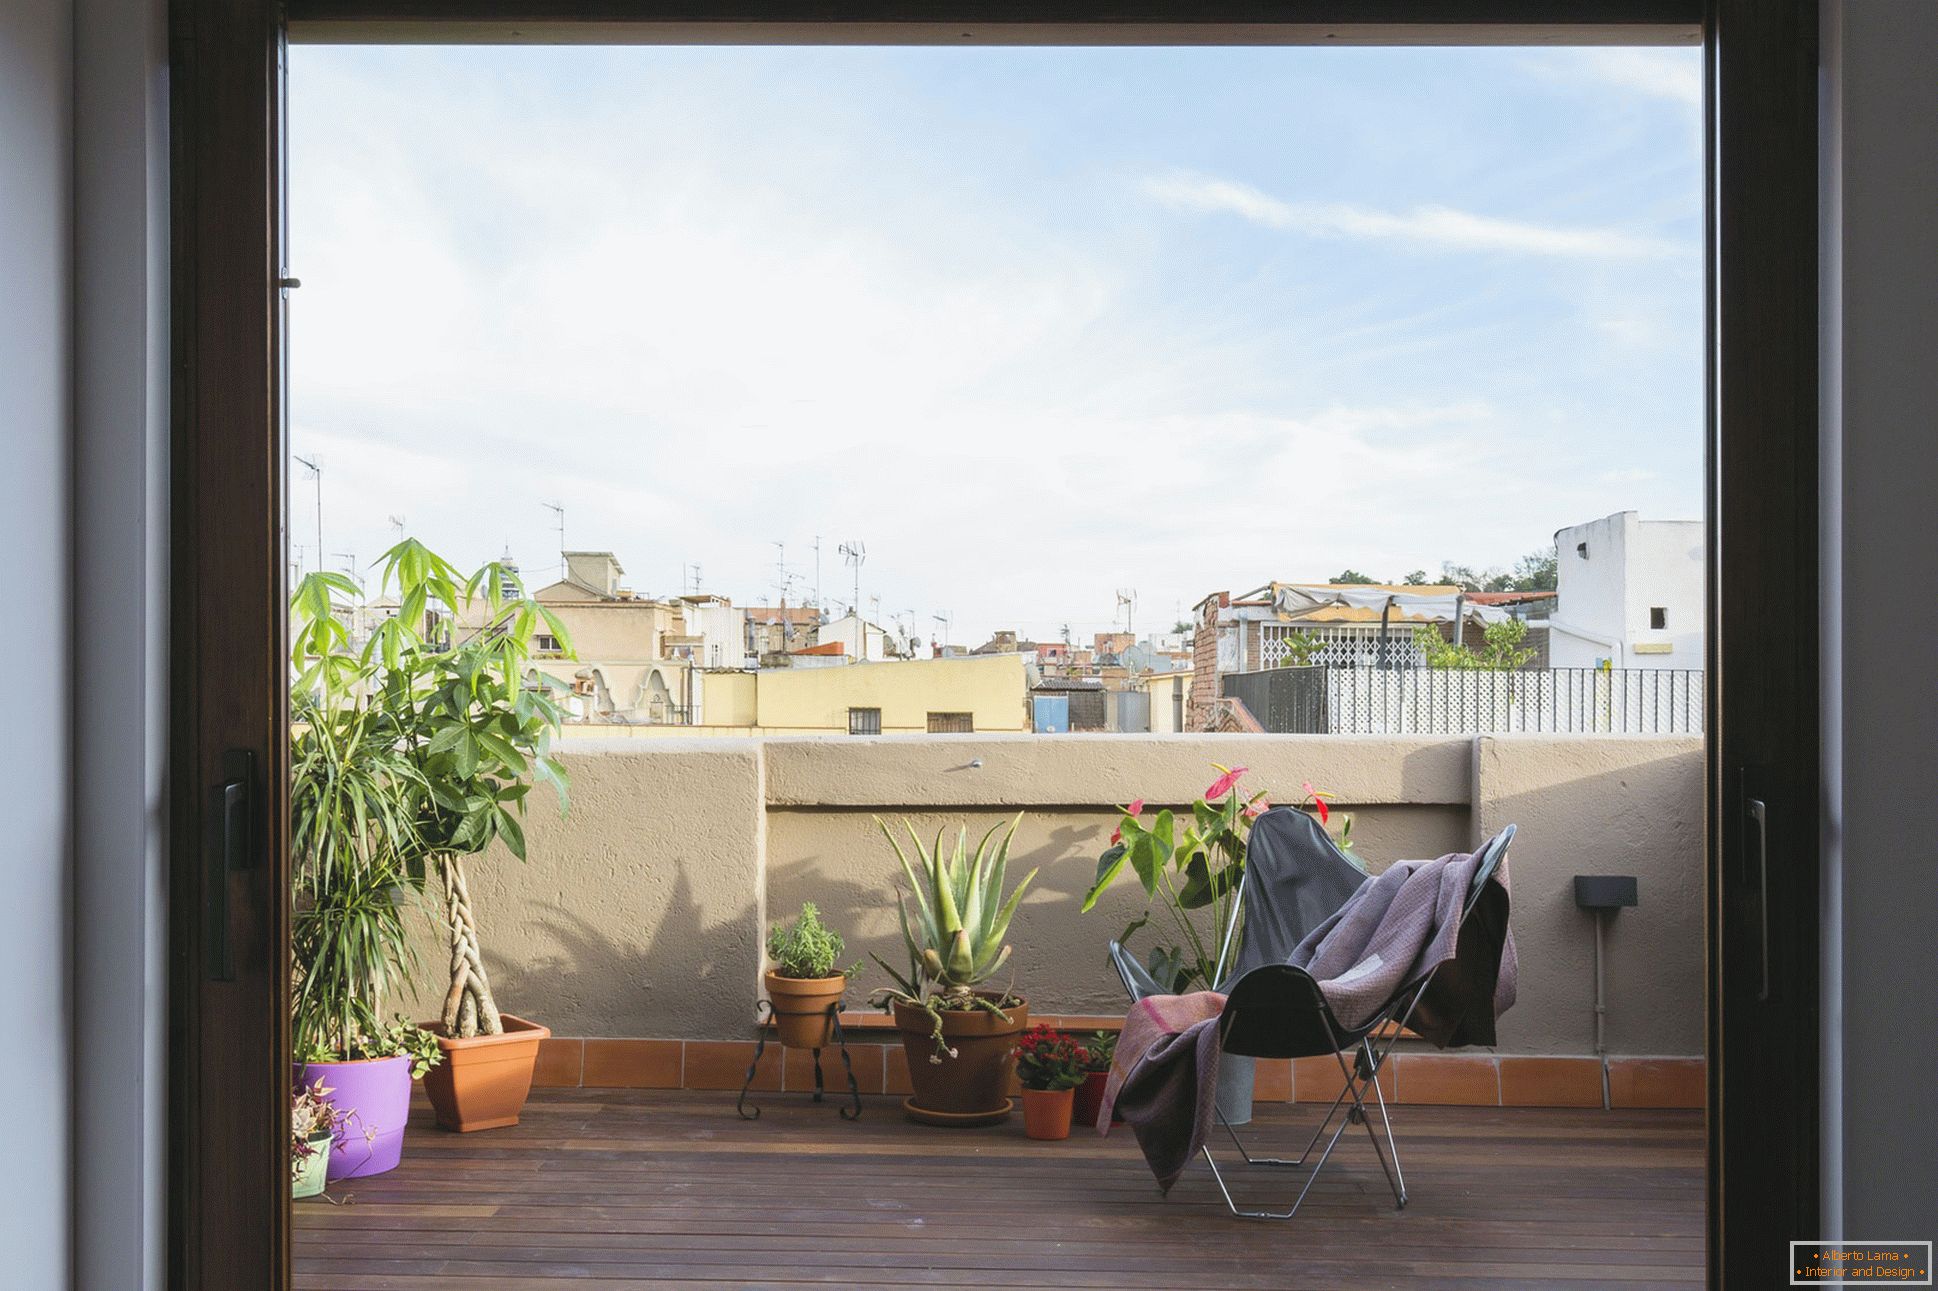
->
1013, 1026, 1087, 1092
1082, 1030, 1117, 1074
291, 1077, 350, 1179
766, 902, 855, 980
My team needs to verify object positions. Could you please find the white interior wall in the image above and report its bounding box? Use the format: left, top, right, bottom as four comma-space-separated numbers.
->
72, 0, 170, 1285
1820, 0, 1938, 1239
0, 1, 76, 1285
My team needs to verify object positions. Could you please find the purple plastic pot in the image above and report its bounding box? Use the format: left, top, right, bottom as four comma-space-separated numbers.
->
299, 1054, 411, 1179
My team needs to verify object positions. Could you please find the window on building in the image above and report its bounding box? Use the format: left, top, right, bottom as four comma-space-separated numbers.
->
927, 711, 974, 734
1577, 542, 1590, 558
1650, 607, 1668, 630
535, 633, 561, 654
847, 707, 882, 735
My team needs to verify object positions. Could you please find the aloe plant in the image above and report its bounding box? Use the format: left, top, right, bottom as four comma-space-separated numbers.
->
871, 814, 1037, 1059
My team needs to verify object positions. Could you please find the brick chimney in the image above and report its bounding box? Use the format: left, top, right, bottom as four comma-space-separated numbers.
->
1188, 592, 1228, 732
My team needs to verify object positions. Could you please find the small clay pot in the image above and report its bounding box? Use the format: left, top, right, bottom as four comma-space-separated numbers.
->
1021, 1086, 1076, 1141
1071, 1069, 1109, 1129
765, 971, 847, 1049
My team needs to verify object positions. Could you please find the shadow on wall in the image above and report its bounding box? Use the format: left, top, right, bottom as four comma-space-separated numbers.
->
765, 804, 1469, 1020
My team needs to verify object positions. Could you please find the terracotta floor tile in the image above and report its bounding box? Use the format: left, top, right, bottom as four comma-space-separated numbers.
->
581, 1039, 681, 1089
1394, 1055, 1500, 1106
1293, 1054, 1393, 1103
1608, 1058, 1705, 1109
883, 1043, 914, 1096
1500, 1057, 1604, 1108
1253, 1058, 1293, 1102
530, 1037, 583, 1088
683, 1040, 780, 1092
784, 1042, 884, 1096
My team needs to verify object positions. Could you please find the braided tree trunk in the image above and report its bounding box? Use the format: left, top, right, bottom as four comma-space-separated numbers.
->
440, 855, 502, 1037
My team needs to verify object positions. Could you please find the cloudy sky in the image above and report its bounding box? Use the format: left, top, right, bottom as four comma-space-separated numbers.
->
288, 43, 1701, 646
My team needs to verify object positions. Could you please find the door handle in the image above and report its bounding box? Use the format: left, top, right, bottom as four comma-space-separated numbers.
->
205, 749, 258, 981
1746, 797, 1770, 1002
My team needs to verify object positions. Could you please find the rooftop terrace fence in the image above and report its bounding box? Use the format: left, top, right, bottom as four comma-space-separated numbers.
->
1225, 665, 1705, 735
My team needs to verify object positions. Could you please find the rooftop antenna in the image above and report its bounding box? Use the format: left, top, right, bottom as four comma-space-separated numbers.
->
292, 542, 309, 580
838, 539, 866, 662
811, 535, 823, 611
685, 562, 703, 595
932, 611, 952, 651
387, 513, 406, 544
772, 541, 789, 603
294, 455, 323, 577
540, 502, 565, 580
333, 550, 361, 592
1116, 588, 1137, 637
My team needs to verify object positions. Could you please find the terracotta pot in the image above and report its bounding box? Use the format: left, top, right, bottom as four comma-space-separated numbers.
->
764, 971, 847, 1049
1071, 1069, 1110, 1129
892, 994, 1028, 1121
1021, 1087, 1076, 1140
421, 1013, 550, 1133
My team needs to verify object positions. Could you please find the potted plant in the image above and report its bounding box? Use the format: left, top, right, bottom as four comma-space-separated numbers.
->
362, 541, 575, 1133
290, 1078, 349, 1200
1079, 766, 1351, 1124
290, 575, 444, 1178
872, 815, 1038, 1126
764, 902, 855, 1049
1071, 1030, 1116, 1128
1013, 1027, 1086, 1141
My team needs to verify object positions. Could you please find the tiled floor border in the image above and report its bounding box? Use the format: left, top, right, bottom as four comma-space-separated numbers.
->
533, 1035, 1704, 1109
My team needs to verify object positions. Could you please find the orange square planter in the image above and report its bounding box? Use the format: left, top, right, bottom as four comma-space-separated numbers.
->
422, 1014, 551, 1132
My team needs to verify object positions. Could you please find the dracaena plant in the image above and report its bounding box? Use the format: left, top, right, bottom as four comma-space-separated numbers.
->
1079, 765, 1349, 995
292, 538, 577, 1043
871, 814, 1038, 1060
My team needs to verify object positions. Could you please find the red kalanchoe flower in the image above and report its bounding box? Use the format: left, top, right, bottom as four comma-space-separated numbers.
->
1204, 765, 1248, 800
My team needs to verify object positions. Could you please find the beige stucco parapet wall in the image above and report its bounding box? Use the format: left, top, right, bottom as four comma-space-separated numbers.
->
423, 734, 1701, 1060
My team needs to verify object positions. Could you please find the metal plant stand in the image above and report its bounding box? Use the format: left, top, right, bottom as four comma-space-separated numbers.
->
736, 999, 862, 1122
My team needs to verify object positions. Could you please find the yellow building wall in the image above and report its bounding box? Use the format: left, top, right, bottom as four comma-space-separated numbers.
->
753, 654, 1027, 733
702, 670, 759, 726
1140, 668, 1194, 734
541, 601, 678, 662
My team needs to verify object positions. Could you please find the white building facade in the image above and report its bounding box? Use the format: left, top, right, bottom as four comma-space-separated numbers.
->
1549, 512, 1704, 670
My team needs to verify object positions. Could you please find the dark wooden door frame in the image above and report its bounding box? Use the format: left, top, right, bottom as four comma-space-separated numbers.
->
168, 0, 289, 1287
167, 3, 1816, 1288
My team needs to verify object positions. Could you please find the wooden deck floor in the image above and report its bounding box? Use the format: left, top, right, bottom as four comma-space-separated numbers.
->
294, 1088, 1704, 1290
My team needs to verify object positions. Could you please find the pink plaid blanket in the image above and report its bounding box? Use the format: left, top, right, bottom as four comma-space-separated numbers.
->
1097, 991, 1227, 1194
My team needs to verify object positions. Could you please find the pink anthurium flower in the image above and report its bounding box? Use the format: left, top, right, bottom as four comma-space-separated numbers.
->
1242, 800, 1268, 821
1312, 796, 1330, 824
1126, 798, 1145, 817
1204, 765, 1248, 800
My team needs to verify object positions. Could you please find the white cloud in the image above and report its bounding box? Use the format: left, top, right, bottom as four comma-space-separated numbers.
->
1143, 172, 1675, 259
1564, 48, 1703, 108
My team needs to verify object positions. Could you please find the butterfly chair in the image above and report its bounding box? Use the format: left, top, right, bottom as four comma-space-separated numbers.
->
1199, 822, 1517, 1220
1116, 810, 1519, 1225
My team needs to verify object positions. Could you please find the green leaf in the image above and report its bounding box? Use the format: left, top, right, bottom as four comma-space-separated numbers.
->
1080, 844, 1128, 913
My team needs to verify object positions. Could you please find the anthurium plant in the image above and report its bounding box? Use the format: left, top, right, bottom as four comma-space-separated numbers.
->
1079, 765, 1348, 994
